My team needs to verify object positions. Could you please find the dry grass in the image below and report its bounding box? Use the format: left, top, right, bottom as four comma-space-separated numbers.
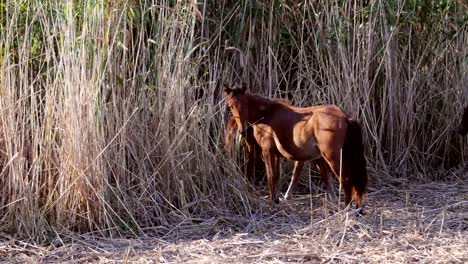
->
1, 169, 466, 263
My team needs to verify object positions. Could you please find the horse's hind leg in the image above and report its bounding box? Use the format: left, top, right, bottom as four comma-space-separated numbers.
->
342, 180, 353, 207
320, 151, 353, 209
352, 187, 363, 210
284, 161, 304, 200
316, 159, 336, 200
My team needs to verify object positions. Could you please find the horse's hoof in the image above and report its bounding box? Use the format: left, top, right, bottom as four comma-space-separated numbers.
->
274, 198, 280, 204
355, 207, 365, 215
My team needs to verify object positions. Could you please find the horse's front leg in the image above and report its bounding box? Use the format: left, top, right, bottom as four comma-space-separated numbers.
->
263, 150, 279, 204
273, 154, 280, 200
284, 161, 304, 200
245, 142, 255, 183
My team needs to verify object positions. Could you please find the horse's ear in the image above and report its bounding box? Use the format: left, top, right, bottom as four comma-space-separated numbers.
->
223, 85, 232, 95
240, 83, 247, 94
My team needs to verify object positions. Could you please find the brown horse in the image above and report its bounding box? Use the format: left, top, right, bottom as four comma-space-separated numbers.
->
226, 114, 333, 196
456, 106, 468, 136
224, 83, 368, 211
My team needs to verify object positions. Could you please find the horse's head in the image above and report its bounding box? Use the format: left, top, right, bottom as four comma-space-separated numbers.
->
456, 106, 468, 136
224, 83, 249, 137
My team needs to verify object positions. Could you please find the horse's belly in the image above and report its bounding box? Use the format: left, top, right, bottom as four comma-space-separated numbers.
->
276, 137, 322, 161
297, 139, 322, 160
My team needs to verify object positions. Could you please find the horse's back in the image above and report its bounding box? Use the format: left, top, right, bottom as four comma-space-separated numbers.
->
307, 105, 348, 133
312, 105, 347, 117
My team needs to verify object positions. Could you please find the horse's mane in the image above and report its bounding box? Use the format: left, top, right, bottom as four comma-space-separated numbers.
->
246, 93, 292, 108
275, 98, 292, 106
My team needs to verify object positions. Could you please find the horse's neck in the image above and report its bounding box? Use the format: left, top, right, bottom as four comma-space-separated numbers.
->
248, 95, 288, 111
252, 96, 300, 125
249, 94, 274, 106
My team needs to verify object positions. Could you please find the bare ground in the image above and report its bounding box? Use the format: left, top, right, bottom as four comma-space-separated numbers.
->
1, 171, 467, 264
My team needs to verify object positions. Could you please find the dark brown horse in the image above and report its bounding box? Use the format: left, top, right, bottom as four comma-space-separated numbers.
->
225, 117, 264, 183
224, 84, 368, 211
457, 106, 468, 136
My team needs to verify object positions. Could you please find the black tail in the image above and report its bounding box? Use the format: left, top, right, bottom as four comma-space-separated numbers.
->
343, 119, 368, 207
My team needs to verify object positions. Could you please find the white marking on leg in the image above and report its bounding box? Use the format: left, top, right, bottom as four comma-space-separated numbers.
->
284, 180, 294, 200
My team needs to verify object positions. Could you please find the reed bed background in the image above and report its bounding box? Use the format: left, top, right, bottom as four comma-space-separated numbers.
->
0, 0, 467, 247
